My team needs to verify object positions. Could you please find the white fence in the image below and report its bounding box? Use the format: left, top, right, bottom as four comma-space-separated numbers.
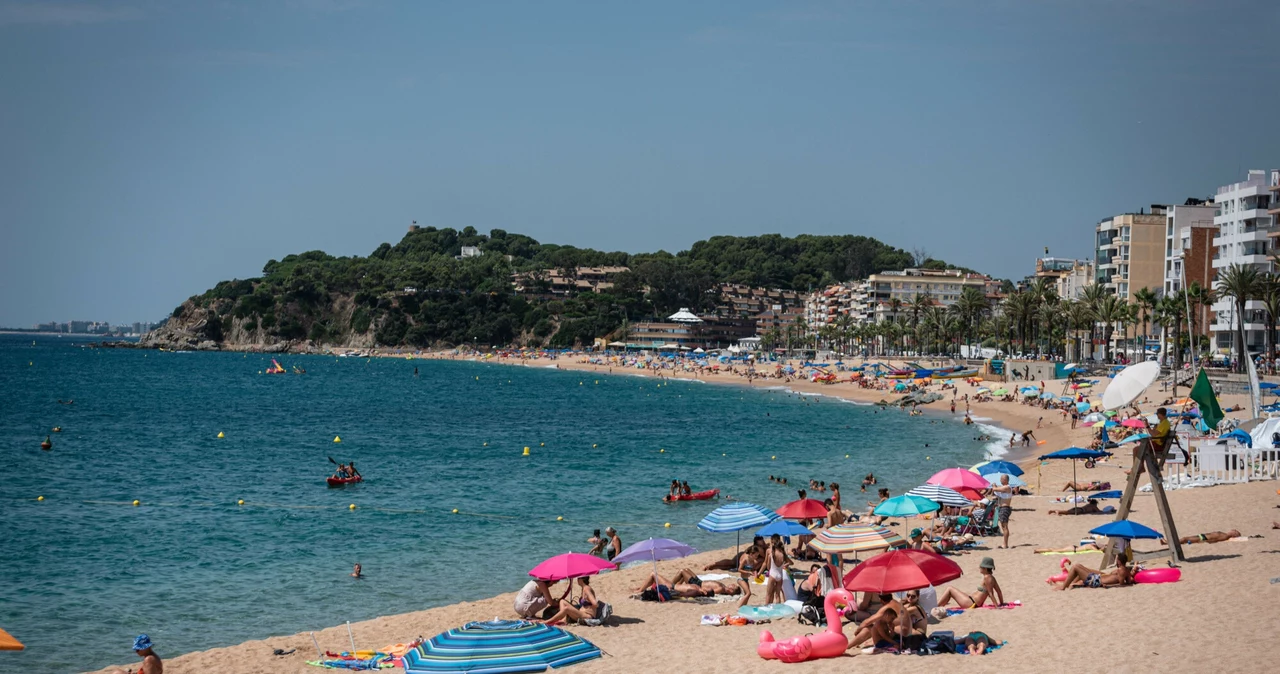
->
1181, 440, 1280, 485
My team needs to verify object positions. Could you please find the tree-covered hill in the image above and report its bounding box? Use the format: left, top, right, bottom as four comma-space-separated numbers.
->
142, 227, 975, 350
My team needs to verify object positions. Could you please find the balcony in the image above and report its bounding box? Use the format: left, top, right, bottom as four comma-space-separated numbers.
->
1213, 254, 1272, 268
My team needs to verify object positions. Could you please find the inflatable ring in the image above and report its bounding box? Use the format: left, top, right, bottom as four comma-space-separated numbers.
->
739, 603, 797, 620
1084, 459, 1096, 469
1134, 567, 1181, 584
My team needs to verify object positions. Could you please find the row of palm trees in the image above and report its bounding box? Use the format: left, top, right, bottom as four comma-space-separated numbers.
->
769, 264, 1280, 373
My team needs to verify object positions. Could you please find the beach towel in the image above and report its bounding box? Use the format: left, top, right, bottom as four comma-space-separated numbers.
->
945, 601, 1021, 615
1036, 549, 1101, 555
697, 573, 734, 581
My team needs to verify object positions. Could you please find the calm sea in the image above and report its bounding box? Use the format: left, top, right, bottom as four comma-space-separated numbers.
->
0, 334, 999, 672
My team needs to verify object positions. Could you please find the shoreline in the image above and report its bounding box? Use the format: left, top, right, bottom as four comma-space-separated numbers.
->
87, 353, 1276, 674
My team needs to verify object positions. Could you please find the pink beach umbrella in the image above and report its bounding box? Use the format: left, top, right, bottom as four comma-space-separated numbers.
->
925, 467, 989, 492
528, 553, 616, 582
1120, 418, 1148, 428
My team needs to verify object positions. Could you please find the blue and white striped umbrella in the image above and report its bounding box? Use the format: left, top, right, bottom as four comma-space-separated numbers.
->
905, 485, 972, 508
403, 619, 600, 674
697, 502, 779, 533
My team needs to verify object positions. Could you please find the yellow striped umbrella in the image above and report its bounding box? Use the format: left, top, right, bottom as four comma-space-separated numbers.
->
808, 523, 906, 555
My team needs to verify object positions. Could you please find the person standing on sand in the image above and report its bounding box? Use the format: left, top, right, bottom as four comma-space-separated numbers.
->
990, 474, 1014, 549
604, 527, 622, 561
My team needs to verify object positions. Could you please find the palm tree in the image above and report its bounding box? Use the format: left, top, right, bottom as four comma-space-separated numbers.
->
1064, 300, 1095, 363
954, 287, 989, 358
1155, 294, 1185, 374
1133, 286, 1158, 358
1216, 263, 1261, 373
1258, 274, 1280, 374
1185, 280, 1215, 362
1093, 295, 1126, 363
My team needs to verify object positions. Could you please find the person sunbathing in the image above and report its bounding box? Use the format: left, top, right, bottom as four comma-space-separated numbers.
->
936, 557, 1003, 608
1047, 499, 1106, 516
846, 593, 903, 651
1053, 558, 1133, 590
541, 577, 598, 624
963, 631, 999, 655
1161, 529, 1250, 545
1034, 536, 1104, 554
1061, 480, 1110, 491
631, 569, 742, 600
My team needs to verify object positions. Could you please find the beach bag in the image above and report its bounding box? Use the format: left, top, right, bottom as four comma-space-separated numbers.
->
582, 601, 612, 626
640, 586, 672, 602
797, 600, 825, 627
919, 631, 955, 655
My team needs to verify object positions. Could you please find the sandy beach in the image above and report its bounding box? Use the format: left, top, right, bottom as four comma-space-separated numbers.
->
89, 357, 1280, 674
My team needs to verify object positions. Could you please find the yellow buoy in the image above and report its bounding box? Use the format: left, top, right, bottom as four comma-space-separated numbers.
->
452, 508, 459, 514
771, 455, 776, 460
237, 499, 245, 505
664, 522, 671, 528
475, 376, 479, 380
37, 495, 44, 501
659, 448, 665, 453
348, 503, 356, 510
217, 431, 225, 439
483, 442, 488, 446
540, 442, 545, 447
595, 380, 598, 384
845, 454, 850, 459
556, 516, 564, 521
579, 382, 583, 385
722, 453, 726, 456
523, 447, 530, 456
926, 456, 931, 460
132, 499, 140, 506
592, 444, 598, 448
333, 436, 342, 443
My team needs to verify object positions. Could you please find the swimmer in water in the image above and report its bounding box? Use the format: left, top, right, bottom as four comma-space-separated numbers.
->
351, 563, 363, 578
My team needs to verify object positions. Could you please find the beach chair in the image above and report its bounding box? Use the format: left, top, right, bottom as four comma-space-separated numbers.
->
955, 504, 999, 537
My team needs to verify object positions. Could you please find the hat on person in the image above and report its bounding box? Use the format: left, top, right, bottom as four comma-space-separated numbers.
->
132, 634, 153, 652
979, 557, 995, 570
962, 533, 975, 542
909, 528, 923, 539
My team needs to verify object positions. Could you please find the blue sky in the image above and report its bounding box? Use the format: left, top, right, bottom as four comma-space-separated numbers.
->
2, 0, 1278, 326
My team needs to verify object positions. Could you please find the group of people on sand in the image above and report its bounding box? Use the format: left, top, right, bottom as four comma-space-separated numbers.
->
514, 576, 602, 625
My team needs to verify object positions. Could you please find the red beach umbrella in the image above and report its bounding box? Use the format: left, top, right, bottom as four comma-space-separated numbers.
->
775, 498, 829, 520
926, 467, 989, 492
842, 549, 963, 593
528, 553, 616, 582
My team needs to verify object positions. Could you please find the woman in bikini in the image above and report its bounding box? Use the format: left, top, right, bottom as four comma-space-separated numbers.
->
540, 577, 598, 624
963, 631, 999, 655
1054, 557, 1133, 590
893, 590, 929, 650
936, 556, 1004, 608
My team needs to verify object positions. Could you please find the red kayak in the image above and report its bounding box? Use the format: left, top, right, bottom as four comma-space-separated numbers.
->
327, 475, 363, 486
664, 488, 719, 502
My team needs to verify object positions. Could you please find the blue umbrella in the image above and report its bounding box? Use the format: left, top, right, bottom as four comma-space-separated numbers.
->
698, 502, 779, 554
983, 472, 1026, 488
1039, 447, 1112, 506
1075, 402, 1092, 414
403, 619, 601, 674
1089, 519, 1163, 540
976, 460, 1024, 477
873, 494, 940, 517
1116, 433, 1150, 444
1260, 382, 1278, 390
1092, 490, 1123, 499
755, 519, 813, 539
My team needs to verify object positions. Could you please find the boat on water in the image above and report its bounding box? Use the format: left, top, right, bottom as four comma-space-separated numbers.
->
327, 475, 363, 487
265, 358, 287, 374
663, 488, 719, 502
933, 368, 979, 379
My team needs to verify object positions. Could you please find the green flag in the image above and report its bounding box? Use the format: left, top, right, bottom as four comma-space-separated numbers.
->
1190, 368, 1223, 431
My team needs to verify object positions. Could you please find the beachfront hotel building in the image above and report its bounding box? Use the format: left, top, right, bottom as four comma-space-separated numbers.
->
1161, 199, 1217, 343
1094, 206, 1167, 303
1032, 257, 1094, 300
866, 268, 989, 322
1209, 170, 1277, 354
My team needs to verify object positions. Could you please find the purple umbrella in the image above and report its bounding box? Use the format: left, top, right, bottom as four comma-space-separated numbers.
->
610, 538, 698, 584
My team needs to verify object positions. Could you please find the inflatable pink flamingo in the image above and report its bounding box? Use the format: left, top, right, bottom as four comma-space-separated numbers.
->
1045, 557, 1071, 584
757, 589, 855, 663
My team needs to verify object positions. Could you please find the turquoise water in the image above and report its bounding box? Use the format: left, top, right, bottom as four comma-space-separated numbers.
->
1, 334, 992, 673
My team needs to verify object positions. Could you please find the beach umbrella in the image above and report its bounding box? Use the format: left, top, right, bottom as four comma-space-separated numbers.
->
403, 619, 601, 674
1039, 447, 1112, 506
528, 553, 615, 582
1120, 418, 1147, 428
1040, 391, 1056, 400
974, 460, 1024, 477
755, 519, 813, 538
808, 523, 906, 556
1102, 361, 1161, 410
874, 494, 940, 518
1116, 433, 1150, 444
842, 549, 963, 593
992, 388, 1008, 396
982, 472, 1026, 488
905, 484, 973, 508
926, 467, 990, 492
775, 498, 829, 520
610, 538, 697, 566
1089, 519, 1163, 540
0, 626, 23, 651
1075, 402, 1092, 414
698, 502, 779, 554
975, 387, 990, 394
1081, 412, 1105, 424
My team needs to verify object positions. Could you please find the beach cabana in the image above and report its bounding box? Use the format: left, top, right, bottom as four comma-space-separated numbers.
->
403, 619, 601, 674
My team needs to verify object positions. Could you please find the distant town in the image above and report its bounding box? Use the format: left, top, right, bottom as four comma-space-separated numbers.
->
1, 320, 158, 337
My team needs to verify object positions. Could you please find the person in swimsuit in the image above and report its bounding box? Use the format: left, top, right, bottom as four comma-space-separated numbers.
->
587, 529, 606, 556
1162, 529, 1246, 545
668, 480, 680, 498
603, 527, 621, 561
829, 482, 841, 512
1054, 557, 1132, 590
540, 577, 598, 624
825, 498, 846, 527
894, 590, 929, 650
120, 634, 162, 674
632, 568, 742, 598
764, 534, 790, 605
351, 563, 362, 579
1061, 480, 1111, 491
990, 474, 1014, 549
1048, 499, 1104, 516
963, 631, 997, 655
846, 593, 903, 651
936, 557, 1004, 608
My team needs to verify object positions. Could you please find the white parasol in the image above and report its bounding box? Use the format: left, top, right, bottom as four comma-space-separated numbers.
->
1101, 361, 1161, 411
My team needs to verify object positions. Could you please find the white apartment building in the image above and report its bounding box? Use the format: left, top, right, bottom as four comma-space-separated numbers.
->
1210, 170, 1277, 353
803, 281, 874, 333
1033, 257, 1094, 300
